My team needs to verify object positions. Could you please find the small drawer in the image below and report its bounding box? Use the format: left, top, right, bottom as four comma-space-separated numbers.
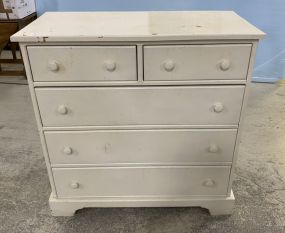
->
144, 44, 251, 81
35, 86, 244, 127
53, 166, 231, 198
28, 46, 137, 82
45, 129, 237, 165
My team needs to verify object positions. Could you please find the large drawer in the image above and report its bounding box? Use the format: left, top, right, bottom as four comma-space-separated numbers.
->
53, 166, 231, 198
45, 129, 237, 165
28, 46, 137, 82
35, 86, 245, 127
144, 44, 251, 81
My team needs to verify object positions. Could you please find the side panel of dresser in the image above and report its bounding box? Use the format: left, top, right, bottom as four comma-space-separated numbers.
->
227, 41, 258, 195
19, 43, 58, 197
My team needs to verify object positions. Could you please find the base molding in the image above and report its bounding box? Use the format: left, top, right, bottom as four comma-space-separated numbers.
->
49, 190, 235, 216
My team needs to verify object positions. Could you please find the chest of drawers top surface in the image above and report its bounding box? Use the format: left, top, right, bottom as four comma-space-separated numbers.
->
11, 11, 264, 42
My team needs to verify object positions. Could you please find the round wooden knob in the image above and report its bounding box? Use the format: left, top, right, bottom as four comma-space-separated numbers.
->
163, 60, 175, 71
213, 102, 224, 113
48, 60, 60, 72
63, 146, 73, 155
203, 179, 215, 187
104, 60, 116, 72
57, 105, 68, 115
70, 182, 79, 189
208, 143, 219, 153
219, 59, 230, 71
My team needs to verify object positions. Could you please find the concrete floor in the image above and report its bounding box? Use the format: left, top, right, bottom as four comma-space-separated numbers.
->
0, 80, 285, 233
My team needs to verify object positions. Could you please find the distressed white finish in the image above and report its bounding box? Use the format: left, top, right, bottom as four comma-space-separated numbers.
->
35, 86, 245, 127
28, 46, 137, 81
10, 11, 265, 42
45, 129, 237, 165
11, 11, 264, 216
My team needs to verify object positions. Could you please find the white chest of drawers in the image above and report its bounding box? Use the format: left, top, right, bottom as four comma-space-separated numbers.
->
11, 11, 264, 216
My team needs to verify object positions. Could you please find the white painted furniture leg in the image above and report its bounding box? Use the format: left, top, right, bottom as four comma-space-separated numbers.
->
51, 208, 77, 217
203, 190, 235, 215
49, 195, 78, 216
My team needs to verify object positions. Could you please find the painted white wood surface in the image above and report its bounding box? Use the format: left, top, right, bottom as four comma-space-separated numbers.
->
10, 11, 265, 42
35, 86, 245, 127
12, 11, 264, 216
52, 166, 231, 198
45, 129, 237, 165
28, 46, 137, 81
226, 42, 259, 195
49, 191, 235, 216
144, 44, 251, 81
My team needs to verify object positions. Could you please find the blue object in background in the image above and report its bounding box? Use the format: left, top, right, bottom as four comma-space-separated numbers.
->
35, 0, 285, 83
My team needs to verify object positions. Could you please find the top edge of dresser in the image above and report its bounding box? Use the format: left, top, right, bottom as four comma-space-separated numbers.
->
11, 11, 265, 43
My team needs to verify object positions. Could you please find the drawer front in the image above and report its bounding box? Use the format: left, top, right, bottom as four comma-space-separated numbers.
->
53, 166, 231, 197
144, 44, 251, 81
28, 46, 137, 82
36, 86, 244, 127
45, 129, 237, 165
